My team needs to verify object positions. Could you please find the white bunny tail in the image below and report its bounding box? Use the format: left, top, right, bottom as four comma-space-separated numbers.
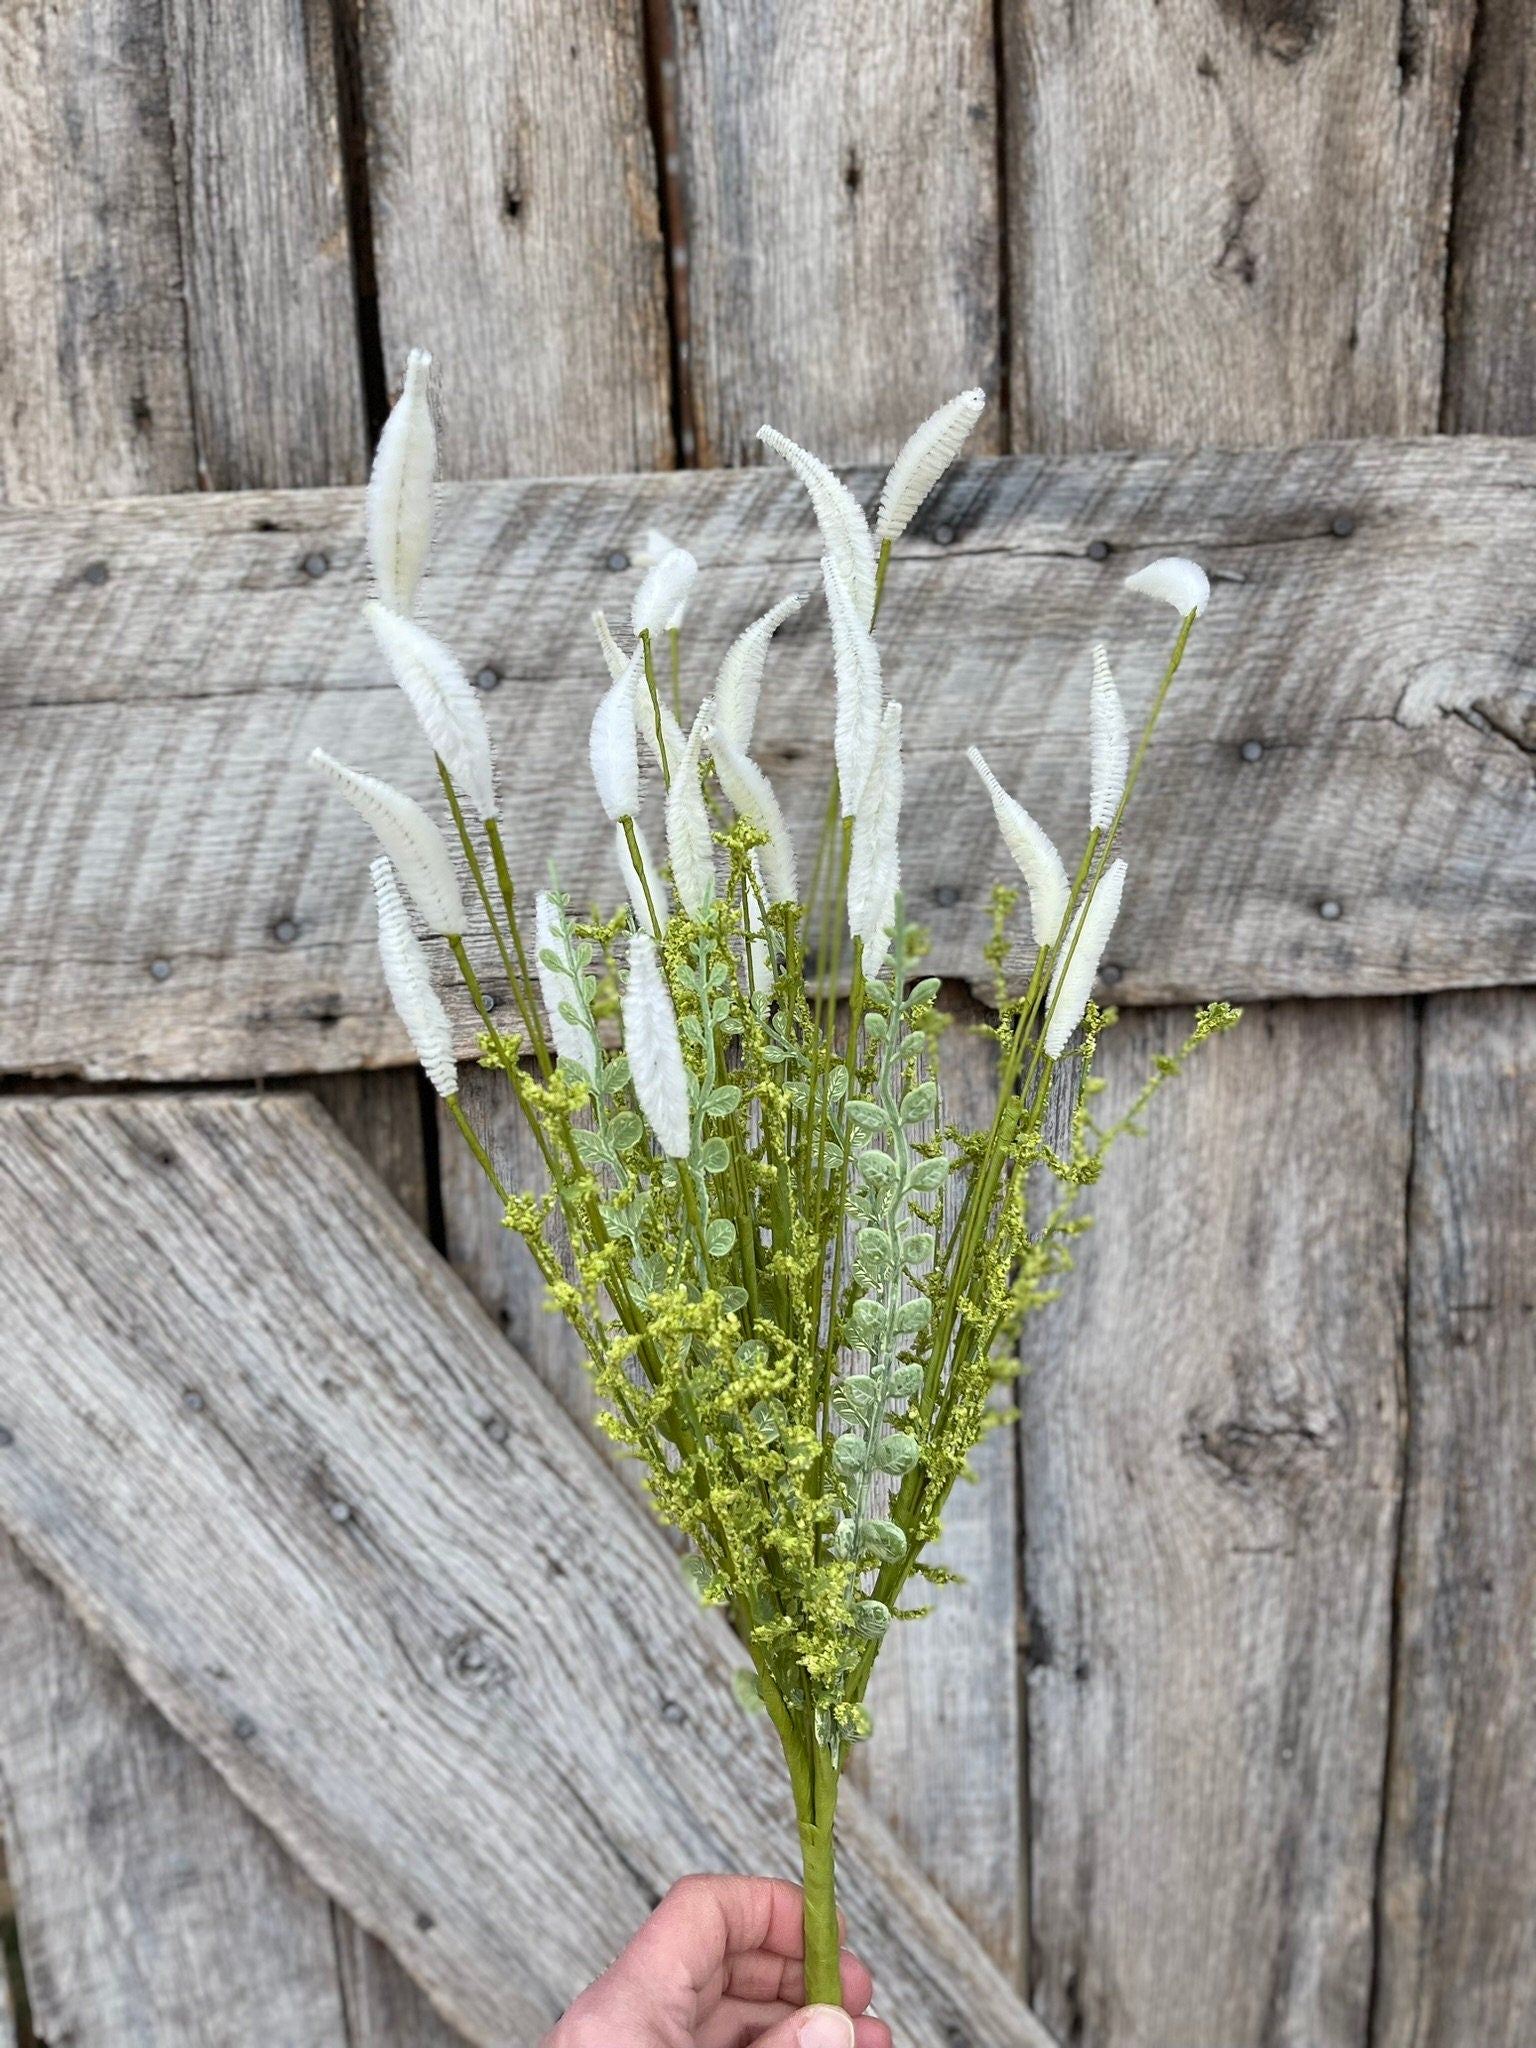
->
848, 701, 904, 977
364, 602, 498, 822
1089, 643, 1129, 831
967, 746, 1070, 948
592, 608, 629, 681
622, 932, 692, 1157
712, 592, 806, 752
372, 857, 458, 1097
1044, 859, 1127, 1058
666, 705, 717, 917
1123, 556, 1210, 617
311, 749, 465, 935
367, 348, 435, 615
875, 389, 986, 544
758, 425, 878, 624
631, 547, 698, 640
710, 728, 799, 905
823, 555, 883, 818
589, 646, 643, 821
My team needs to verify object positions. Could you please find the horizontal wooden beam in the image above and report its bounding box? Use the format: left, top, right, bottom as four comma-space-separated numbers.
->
0, 1095, 1049, 2048
2, 441, 1533, 1080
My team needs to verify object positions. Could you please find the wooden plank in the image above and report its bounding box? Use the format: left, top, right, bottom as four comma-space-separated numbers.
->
1003, 0, 1473, 452
0, 1536, 355, 2048
0, 1093, 1049, 2048
1372, 988, 1536, 2045
361, 0, 672, 478
1440, 0, 1536, 435
670, 2, 1003, 466
294, 1069, 433, 1237
0, 0, 198, 502
1021, 1001, 1411, 2046
160, 0, 366, 490
334, 1914, 466, 2048
3, 440, 1533, 1083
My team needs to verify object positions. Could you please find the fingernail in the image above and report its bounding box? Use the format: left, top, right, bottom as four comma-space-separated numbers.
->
798, 2007, 856, 2048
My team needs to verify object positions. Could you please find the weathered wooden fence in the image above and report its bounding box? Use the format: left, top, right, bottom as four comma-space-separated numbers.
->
0, 4, 1531, 2045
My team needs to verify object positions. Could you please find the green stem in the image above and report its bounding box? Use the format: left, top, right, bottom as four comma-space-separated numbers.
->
621, 814, 663, 936
668, 624, 681, 719
640, 630, 671, 787
869, 535, 892, 628
483, 816, 551, 1076
792, 1740, 843, 2007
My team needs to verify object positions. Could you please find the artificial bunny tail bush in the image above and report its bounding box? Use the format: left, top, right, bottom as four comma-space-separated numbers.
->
368, 349, 435, 617
875, 388, 985, 544
310, 750, 466, 936
315, 349, 1243, 2008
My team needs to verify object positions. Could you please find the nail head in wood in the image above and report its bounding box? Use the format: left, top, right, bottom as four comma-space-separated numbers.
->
934, 884, 960, 908
475, 666, 502, 691
82, 559, 109, 585
272, 918, 299, 944
1240, 739, 1264, 762
182, 1389, 204, 1413
1319, 899, 1343, 921
1330, 514, 1355, 539
1099, 963, 1124, 984
149, 957, 172, 981
932, 522, 956, 546
1086, 539, 1112, 561
606, 549, 629, 572
328, 1499, 353, 1523
232, 1712, 257, 1741
302, 552, 329, 578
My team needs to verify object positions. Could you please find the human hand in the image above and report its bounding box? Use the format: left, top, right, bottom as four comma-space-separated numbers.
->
541, 1874, 893, 2048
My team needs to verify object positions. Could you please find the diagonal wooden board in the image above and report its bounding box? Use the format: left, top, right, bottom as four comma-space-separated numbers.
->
2, 439, 1535, 1082
0, 1093, 1054, 2048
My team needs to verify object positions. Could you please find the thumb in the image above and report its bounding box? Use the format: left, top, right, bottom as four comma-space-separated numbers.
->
751, 2005, 856, 2048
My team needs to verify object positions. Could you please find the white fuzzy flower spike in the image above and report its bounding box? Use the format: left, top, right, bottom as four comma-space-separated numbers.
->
759, 426, 878, 624
623, 932, 692, 1157
534, 889, 601, 1074
822, 556, 883, 817
631, 547, 698, 640
1044, 859, 1127, 1058
847, 701, 904, 977
589, 647, 643, 821
876, 389, 986, 544
967, 746, 1070, 947
1123, 556, 1210, 617
666, 704, 716, 917
632, 527, 678, 571
616, 818, 668, 937
710, 728, 799, 905
1089, 643, 1129, 831
592, 608, 629, 682
367, 349, 435, 616
364, 603, 497, 822
372, 857, 458, 1097
712, 592, 806, 752
311, 749, 465, 935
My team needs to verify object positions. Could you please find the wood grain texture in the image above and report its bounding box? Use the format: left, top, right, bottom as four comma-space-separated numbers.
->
334, 1912, 468, 2048
1021, 1002, 1411, 2046
291, 1068, 434, 1237
160, 0, 366, 490
670, 1, 1003, 467
362, 0, 672, 478
0, 1093, 1049, 2048
4, 441, 1533, 1082
1372, 989, 1536, 2046
0, 0, 198, 503
1004, 0, 1473, 452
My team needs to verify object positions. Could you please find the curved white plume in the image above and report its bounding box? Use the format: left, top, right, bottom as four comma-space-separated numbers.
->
534, 889, 601, 1073
1044, 859, 1127, 1058
1089, 643, 1129, 831
617, 818, 668, 937
592, 608, 629, 681
823, 556, 883, 817
364, 602, 497, 822
666, 705, 716, 917
589, 647, 643, 821
631, 547, 698, 639
876, 389, 985, 544
311, 749, 464, 935
710, 728, 798, 905
758, 425, 878, 624
367, 349, 435, 616
848, 701, 904, 977
632, 527, 678, 571
623, 932, 692, 1157
712, 592, 806, 752
372, 857, 458, 1097
967, 746, 1069, 948
1124, 556, 1209, 617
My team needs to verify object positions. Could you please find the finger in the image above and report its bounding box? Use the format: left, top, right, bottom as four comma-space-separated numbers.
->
627, 1874, 809, 1997
853, 2017, 893, 2048
711, 2003, 858, 2048
726, 1946, 875, 2012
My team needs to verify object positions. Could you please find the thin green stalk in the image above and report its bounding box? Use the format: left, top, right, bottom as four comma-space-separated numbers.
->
621, 815, 663, 936
640, 629, 671, 786
483, 815, 551, 1076
792, 1738, 843, 2007
668, 624, 681, 719
869, 535, 892, 628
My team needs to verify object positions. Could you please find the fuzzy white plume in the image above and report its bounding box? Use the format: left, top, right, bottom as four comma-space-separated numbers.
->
364, 603, 497, 822
758, 426, 878, 624
372, 857, 458, 1097
617, 819, 668, 937
635, 669, 686, 782
311, 749, 465, 935
712, 592, 806, 752
1089, 643, 1129, 831
592, 608, 629, 681
632, 527, 678, 571
1124, 556, 1209, 617
1044, 859, 1127, 1058
622, 932, 692, 1157
589, 646, 643, 821
848, 701, 904, 976
631, 547, 698, 639
366, 349, 435, 616
823, 556, 884, 817
710, 727, 798, 905
876, 389, 985, 544
534, 889, 601, 1073
666, 704, 716, 917
967, 746, 1070, 948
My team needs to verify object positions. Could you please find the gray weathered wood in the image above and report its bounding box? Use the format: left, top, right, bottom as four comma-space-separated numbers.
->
1022, 1001, 1411, 2046
1372, 988, 1536, 2046
3, 440, 1534, 1082
0, 1537, 356, 2048
160, 0, 366, 490
362, 0, 672, 479
334, 1912, 468, 2048
1004, 0, 1472, 451
0, 0, 198, 503
0, 1093, 1050, 2048
293, 1068, 433, 1237
671, 2, 1003, 466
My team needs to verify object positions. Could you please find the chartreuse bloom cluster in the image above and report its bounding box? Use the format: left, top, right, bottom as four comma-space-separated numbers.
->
313, 354, 1239, 2006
